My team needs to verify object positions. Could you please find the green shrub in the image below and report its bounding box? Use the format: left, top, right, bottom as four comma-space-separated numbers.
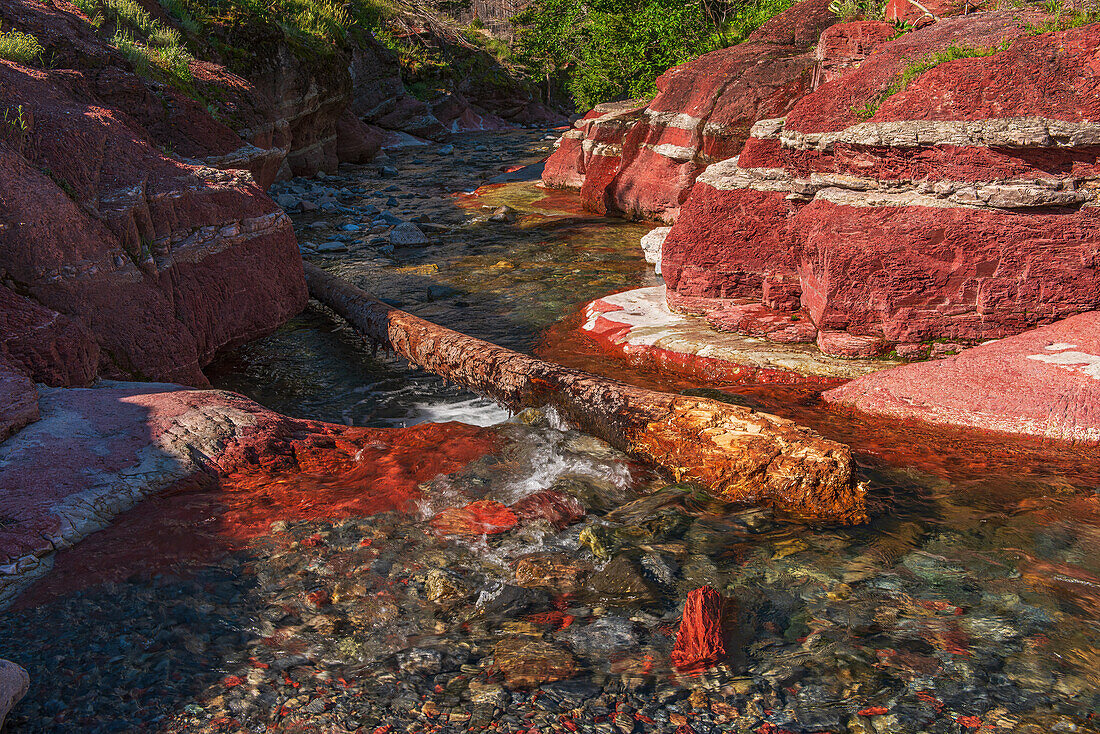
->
513, 0, 798, 110
856, 41, 1010, 120
0, 27, 45, 65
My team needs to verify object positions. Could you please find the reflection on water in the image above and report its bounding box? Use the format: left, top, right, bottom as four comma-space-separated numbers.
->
2, 131, 1099, 733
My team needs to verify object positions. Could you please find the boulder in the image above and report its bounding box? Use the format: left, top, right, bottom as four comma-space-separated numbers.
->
823, 311, 1100, 444
0, 1, 307, 386
640, 227, 670, 274
514, 552, 593, 591
0, 659, 29, 730
492, 638, 577, 689
0, 285, 97, 386
542, 0, 839, 221
390, 222, 430, 246
375, 95, 449, 141
662, 14, 1100, 355
815, 21, 896, 82
430, 500, 518, 536
335, 110, 383, 164
0, 63, 305, 386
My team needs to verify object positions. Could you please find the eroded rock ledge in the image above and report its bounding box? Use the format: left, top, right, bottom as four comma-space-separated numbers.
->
661, 15, 1100, 359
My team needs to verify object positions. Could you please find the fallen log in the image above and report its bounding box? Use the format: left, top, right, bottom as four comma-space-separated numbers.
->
303, 263, 866, 524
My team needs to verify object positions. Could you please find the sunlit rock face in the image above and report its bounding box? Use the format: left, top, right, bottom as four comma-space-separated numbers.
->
0, 382, 499, 608
824, 311, 1100, 445
542, 0, 839, 222
0, 0, 308, 386
662, 14, 1100, 357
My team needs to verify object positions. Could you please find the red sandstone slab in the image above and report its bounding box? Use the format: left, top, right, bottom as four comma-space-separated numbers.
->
0, 382, 497, 607
823, 313, 1100, 444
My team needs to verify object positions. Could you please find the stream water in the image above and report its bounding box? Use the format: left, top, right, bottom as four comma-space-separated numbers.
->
2, 130, 1099, 734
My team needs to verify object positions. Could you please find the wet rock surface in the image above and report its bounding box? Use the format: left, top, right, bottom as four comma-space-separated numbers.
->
2, 131, 1100, 734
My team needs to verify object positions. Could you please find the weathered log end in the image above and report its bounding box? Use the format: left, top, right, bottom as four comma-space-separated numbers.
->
303, 262, 866, 525
629, 395, 866, 525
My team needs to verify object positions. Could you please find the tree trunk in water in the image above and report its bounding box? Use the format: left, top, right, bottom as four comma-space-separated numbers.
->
304, 263, 866, 524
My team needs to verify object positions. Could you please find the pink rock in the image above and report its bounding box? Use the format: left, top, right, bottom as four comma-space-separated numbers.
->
0, 60, 306, 386
817, 331, 885, 358
815, 21, 897, 82
0, 383, 498, 606
0, 285, 97, 386
663, 17, 1100, 349
335, 110, 383, 163
430, 500, 518, 536
671, 586, 728, 673
823, 312, 1100, 444
512, 490, 585, 531
706, 303, 817, 344
885, 0, 961, 24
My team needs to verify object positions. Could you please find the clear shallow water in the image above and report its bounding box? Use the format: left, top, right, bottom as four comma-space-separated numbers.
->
2, 131, 1099, 733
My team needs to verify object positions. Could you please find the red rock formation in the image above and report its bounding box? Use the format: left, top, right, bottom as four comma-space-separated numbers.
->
0, 1, 309, 386
0, 359, 37, 443
512, 489, 586, 530
0, 383, 499, 606
815, 21, 896, 82
542, 0, 839, 221
671, 586, 728, 673
823, 311, 1100, 444
662, 13, 1100, 356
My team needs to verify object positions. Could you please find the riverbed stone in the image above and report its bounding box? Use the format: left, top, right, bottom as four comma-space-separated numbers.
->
390, 222, 430, 246
0, 659, 28, 729
493, 638, 577, 689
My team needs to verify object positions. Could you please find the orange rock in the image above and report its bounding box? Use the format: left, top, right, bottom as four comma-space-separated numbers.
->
671, 586, 728, 673
430, 500, 518, 536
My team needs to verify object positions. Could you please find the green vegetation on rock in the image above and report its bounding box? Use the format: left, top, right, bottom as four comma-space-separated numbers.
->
0, 26, 44, 65
512, 0, 797, 110
73, 0, 195, 88
827, 0, 885, 21
856, 41, 1010, 120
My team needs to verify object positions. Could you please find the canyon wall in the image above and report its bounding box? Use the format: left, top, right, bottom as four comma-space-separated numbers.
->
543, 0, 840, 222
0, 0, 306, 389
547, 1, 1100, 359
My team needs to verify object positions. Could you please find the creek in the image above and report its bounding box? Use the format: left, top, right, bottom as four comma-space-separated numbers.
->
1, 129, 1098, 733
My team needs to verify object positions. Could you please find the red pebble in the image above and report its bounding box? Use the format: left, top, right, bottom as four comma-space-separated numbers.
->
305, 589, 330, 608
222, 675, 244, 687
957, 716, 982, 728
670, 586, 727, 673
429, 500, 518, 535
858, 706, 889, 716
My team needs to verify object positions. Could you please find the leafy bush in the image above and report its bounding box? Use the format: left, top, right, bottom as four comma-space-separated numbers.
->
512, 0, 798, 111
0, 27, 45, 65
856, 41, 1010, 119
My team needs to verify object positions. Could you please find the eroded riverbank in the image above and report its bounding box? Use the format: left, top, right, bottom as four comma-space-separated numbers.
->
2, 130, 1099, 734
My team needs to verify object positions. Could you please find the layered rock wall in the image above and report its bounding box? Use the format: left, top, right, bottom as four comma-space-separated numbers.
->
0, 1, 307, 386
662, 14, 1100, 357
542, 0, 839, 221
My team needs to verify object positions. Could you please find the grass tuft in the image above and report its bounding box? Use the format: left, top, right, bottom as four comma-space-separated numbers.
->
855, 41, 1010, 120
0, 27, 45, 65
